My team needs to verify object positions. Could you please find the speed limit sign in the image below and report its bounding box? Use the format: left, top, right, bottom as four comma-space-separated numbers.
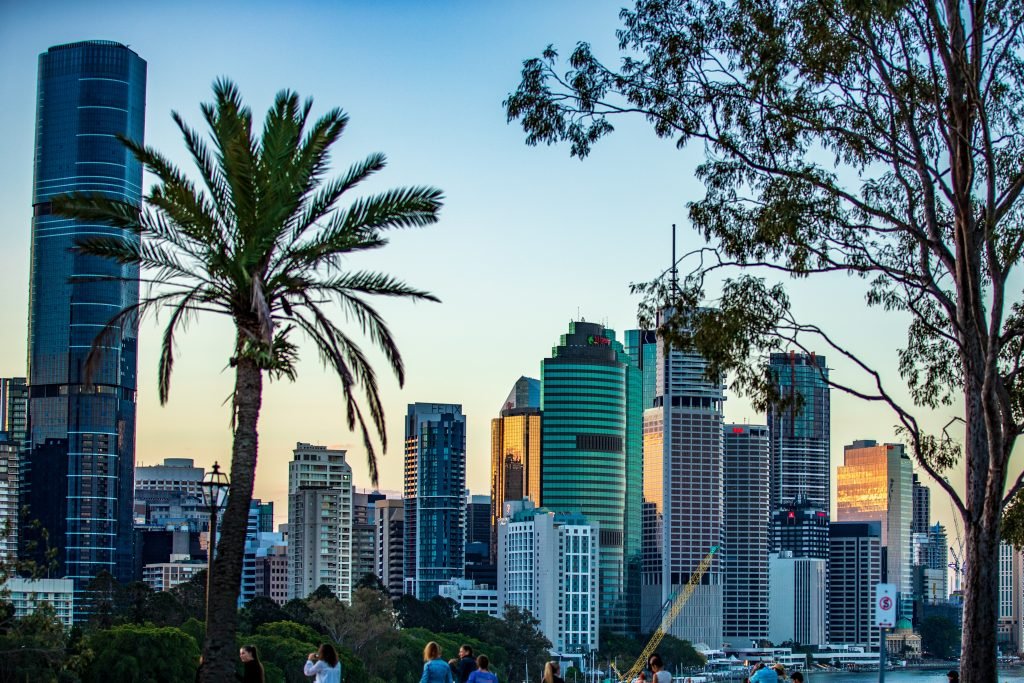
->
875, 583, 897, 627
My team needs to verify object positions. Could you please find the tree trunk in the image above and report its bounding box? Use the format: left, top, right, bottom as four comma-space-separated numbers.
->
959, 516, 1000, 683
200, 355, 263, 682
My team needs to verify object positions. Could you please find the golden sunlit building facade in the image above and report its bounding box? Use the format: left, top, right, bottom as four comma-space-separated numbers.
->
489, 377, 541, 560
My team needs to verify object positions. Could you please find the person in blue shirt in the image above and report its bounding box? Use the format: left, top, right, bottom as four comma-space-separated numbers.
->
421, 641, 454, 683
467, 655, 499, 683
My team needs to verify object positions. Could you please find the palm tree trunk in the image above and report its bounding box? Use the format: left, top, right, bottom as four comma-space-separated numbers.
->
200, 354, 263, 682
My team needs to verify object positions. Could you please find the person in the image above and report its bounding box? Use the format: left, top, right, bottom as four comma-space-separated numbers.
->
542, 661, 564, 683
750, 663, 776, 683
772, 665, 786, 681
458, 645, 478, 683
422, 641, 455, 683
649, 654, 671, 683
238, 645, 265, 683
304, 643, 343, 683
947, 672, 959, 683
449, 659, 461, 683
467, 655, 499, 683
789, 673, 803, 683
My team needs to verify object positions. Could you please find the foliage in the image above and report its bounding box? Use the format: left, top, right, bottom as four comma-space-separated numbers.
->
239, 596, 289, 633
395, 595, 459, 632
920, 615, 961, 659
0, 602, 67, 682
170, 569, 208, 623
505, 0, 1024, 678
78, 624, 199, 683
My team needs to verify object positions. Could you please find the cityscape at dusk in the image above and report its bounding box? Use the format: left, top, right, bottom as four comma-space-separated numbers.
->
0, 1, 1021, 682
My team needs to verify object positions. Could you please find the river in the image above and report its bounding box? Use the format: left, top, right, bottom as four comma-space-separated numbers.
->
801, 669, 1024, 683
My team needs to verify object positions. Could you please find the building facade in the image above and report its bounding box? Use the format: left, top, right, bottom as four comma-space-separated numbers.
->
25, 41, 146, 591
2, 578, 75, 627
0, 437, 19, 563
837, 440, 914, 618
723, 424, 769, 643
353, 491, 385, 586
773, 495, 830, 559
636, 313, 723, 647
768, 553, 827, 646
438, 578, 501, 618
288, 443, 353, 601
490, 377, 541, 561
254, 543, 289, 605
142, 558, 205, 592
829, 522, 882, 649
375, 498, 405, 596
912, 474, 931, 534
404, 403, 466, 599
497, 500, 600, 652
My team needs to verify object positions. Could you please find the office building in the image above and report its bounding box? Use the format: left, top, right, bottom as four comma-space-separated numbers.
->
2, 578, 75, 627
490, 378, 541, 560
404, 403, 466, 599
254, 543, 289, 605
723, 424, 769, 643
466, 493, 495, 587
0, 377, 28, 446
767, 353, 830, 549
24, 42, 146, 592
636, 312, 723, 647
773, 495, 829, 559
543, 321, 640, 635
925, 523, 949, 601
134, 458, 211, 532
288, 443, 353, 601
256, 500, 274, 534
837, 440, 914, 618
829, 522, 882, 649
142, 558, 205, 592
998, 542, 1023, 654
768, 553, 827, 646
912, 474, 931, 534
497, 500, 599, 652
375, 498, 404, 596
439, 578, 501, 617
353, 491, 385, 586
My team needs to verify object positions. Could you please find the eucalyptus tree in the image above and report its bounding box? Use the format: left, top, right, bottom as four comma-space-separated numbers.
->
505, 0, 1024, 679
54, 79, 442, 681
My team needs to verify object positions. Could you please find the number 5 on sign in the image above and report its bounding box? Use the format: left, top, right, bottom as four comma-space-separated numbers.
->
875, 583, 897, 628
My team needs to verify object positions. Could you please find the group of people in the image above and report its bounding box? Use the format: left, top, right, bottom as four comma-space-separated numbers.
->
745, 661, 798, 683
227, 642, 344, 683
421, 641, 566, 683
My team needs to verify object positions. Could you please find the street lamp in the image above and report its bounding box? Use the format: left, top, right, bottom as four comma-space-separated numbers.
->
199, 461, 229, 622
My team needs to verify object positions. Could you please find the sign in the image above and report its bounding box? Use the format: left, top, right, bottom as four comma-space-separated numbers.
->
875, 582, 897, 628
587, 335, 611, 346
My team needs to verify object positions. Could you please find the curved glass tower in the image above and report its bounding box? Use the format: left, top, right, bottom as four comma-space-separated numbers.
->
25, 41, 146, 588
541, 321, 640, 635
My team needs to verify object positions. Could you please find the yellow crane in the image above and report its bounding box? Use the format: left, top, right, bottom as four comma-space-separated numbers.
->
612, 546, 720, 683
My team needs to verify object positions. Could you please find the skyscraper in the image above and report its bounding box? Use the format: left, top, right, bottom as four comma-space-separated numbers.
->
0, 378, 28, 447
637, 313, 724, 647
352, 491, 385, 587
542, 322, 640, 635
837, 440, 914, 618
0, 377, 26, 564
829, 521, 882, 648
375, 498, 405, 596
25, 42, 146, 590
404, 403, 466, 599
288, 443, 353, 601
912, 473, 931, 534
490, 377, 541, 560
723, 424, 769, 643
767, 352, 830, 523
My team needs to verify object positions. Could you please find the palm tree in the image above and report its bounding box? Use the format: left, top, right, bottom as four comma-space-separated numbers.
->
53, 79, 442, 681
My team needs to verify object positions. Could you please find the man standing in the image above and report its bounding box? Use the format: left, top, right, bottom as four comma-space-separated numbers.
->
458, 645, 478, 683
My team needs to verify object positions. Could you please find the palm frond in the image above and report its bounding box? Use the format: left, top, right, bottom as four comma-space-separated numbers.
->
289, 152, 386, 243
51, 193, 140, 230
158, 289, 203, 403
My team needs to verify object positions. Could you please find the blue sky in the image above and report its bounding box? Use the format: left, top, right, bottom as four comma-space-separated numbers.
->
0, 0, 979, 541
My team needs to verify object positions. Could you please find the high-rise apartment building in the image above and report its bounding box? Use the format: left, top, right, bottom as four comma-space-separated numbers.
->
636, 313, 723, 647
0, 378, 28, 446
838, 440, 914, 618
0, 436, 19, 563
912, 474, 931, 534
24, 41, 146, 590
767, 352, 830, 536
723, 424, 769, 643
353, 491, 385, 586
404, 403, 466, 599
542, 322, 640, 635
497, 500, 600, 652
829, 522, 882, 648
254, 543, 289, 605
375, 498, 404, 596
490, 377, 541, 561
288, 443, 353, 601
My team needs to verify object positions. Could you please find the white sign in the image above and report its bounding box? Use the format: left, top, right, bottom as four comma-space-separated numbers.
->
875, 583, 897, 628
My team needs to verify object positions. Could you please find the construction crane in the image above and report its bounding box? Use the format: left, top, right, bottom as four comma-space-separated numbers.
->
612, 546, 720, 683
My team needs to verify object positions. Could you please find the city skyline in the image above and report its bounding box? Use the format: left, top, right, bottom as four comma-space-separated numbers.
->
0, 1, 978, 540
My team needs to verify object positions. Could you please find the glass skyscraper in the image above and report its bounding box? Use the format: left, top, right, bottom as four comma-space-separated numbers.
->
490, 376, 541, 560
404, 403, 466, 600
24, 41, 146, 589
541, 321, 640, 635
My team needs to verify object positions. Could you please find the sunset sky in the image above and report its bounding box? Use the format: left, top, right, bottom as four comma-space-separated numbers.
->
0, 0, 992, 546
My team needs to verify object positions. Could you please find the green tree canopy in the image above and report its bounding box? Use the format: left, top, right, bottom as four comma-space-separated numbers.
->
79, 624, 199, 683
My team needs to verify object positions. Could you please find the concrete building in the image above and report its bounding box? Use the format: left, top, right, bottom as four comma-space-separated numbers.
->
375, 497, 404, 596
498, 500, 599, 652
2, 578, 75, 628
254, 543, 289, 605
288, 443, 353, 601
438, 578, 501, 617
134, 458, 210, 532
829, 522, 882, 649
767, 552, 826, 646
837, 440, 914, 618
353, 491, 385, 586
723, 424, 769, 643
404, 403, 466, 599
636, 311, 723, 647
142, 557, 206, 592
998, 542, 1023, 654
0, 435, 19, 564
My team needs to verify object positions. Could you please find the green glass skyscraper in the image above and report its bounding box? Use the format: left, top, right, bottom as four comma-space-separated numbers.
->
541, 321, 640, 635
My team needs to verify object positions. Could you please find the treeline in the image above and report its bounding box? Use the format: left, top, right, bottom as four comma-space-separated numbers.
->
0, 572, 703, 683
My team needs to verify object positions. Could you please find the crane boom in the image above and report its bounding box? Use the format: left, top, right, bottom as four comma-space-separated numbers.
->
616, 546, 720, 683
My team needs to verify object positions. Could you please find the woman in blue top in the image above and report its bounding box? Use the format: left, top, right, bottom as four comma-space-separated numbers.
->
467, 655, 498, 683
421, 642, 454, 683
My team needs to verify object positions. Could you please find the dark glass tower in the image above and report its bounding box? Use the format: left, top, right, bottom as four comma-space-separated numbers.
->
25, 41, 146, 589
541, 321, 641, 635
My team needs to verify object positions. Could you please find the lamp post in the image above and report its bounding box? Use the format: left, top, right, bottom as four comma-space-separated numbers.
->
199, 461, 229, 623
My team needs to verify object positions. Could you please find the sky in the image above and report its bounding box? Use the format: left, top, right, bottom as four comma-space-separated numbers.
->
0, 0, 1001, 548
